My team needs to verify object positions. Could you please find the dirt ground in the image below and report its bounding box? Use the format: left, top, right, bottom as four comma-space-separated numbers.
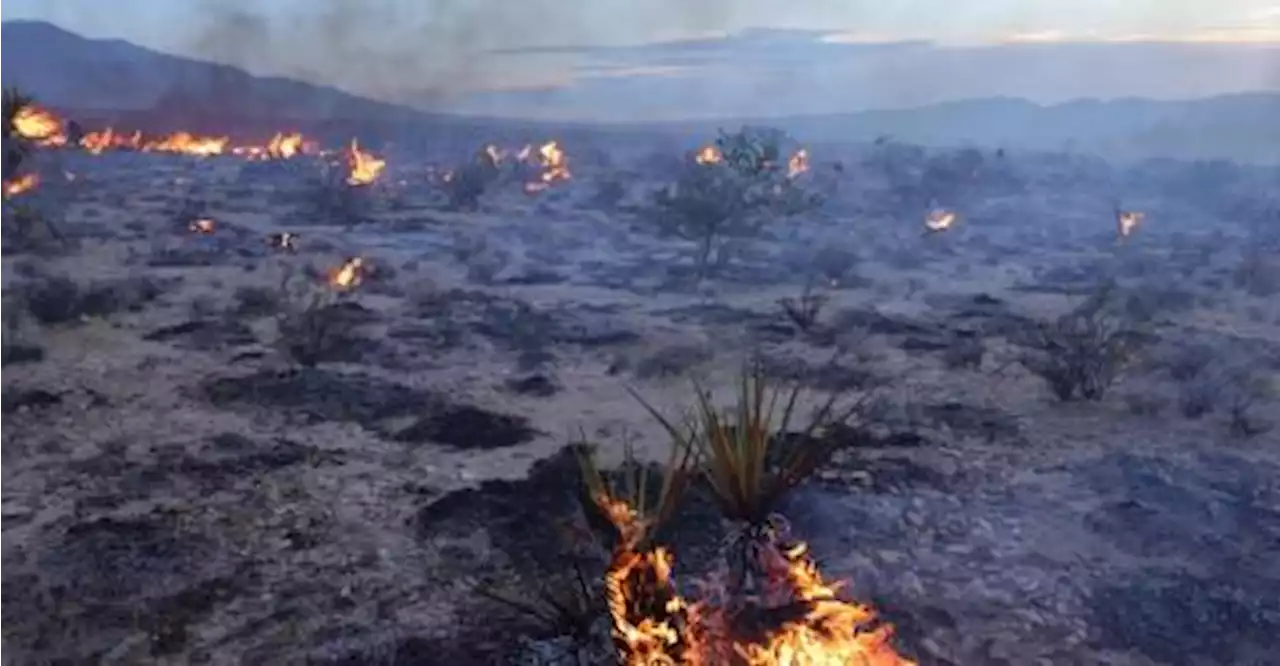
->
2, 142, 1279, 665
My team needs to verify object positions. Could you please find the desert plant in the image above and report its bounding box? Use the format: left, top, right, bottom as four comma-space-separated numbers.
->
273, 269, 365, 367
1015, 283, 1143, 401
634, 367, 863, 594
777, 277, 829, 336
3, 87, 34, 180
1225, 370, 1275, 438
1, 290, 44, 366
651, 127, 821, 279
441, 150, 500, 211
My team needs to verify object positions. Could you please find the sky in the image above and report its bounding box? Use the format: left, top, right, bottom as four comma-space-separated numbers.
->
3, 0, 1278, 119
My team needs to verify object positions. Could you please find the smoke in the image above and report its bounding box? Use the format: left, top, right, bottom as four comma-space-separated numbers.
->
182, 0, 742, 109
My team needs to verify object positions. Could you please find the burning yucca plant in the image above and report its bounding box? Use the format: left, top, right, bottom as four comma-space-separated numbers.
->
579, 372, 912, 666
634, 367, 863, 594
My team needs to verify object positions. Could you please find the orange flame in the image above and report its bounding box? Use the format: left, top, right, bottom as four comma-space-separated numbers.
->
696, 145, 723, 165
12, 105, 65, 146
787, 149, 810, 179
345, 139, 385, 186
523, 140, 571, 194
2, 173, 39, 198
327, 257, 364, 289
598, 496, 915, 666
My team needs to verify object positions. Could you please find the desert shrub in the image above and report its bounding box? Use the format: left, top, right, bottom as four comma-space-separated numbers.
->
650, 127, 822, 279
440, 150, 500, 211
14, 274, 164, 325
1015, 284, 1144, 401
230, 285, 282, 317
777, 278, 828, 336
274, 270, 368, 367
1, 291, 44, 366
3, 87, 34, 180
1124, 391, 1168, 417
1178, 371, 1222, 418
1224, 370, 1275, 438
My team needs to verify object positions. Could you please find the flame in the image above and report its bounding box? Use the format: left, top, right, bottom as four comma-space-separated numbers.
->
598, 496, 915, 666
328, 257, 364, 289
787, 149, 810, 179
142, 131, 230, 157
189, 218, 216, 234
2, 173, 39, 198
484, 144, 504, 166
345, 139, 385, 186
696, 145, 724, 165
521, 140, 571, 194
1116, 210, 1144, 238
924, 209, 957, 233
12, 105, 65, 146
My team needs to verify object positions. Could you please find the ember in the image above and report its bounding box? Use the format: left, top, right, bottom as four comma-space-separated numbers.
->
1116, 209, 1144, 238
189, 218, 216, 234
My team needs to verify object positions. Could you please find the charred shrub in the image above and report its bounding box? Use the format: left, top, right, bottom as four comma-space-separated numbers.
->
441, 151, 500, 211
777, 278, 829, 337
0, 294, 43, 366
14, 274, 164, 325
650, 127, 822, 279
274, 270, 370, 368
1015, 285, 1143, 401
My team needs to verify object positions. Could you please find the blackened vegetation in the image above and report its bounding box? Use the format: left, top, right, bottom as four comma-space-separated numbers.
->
202, 368, 537, 449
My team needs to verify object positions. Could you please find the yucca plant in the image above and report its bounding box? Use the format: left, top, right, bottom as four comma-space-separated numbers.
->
574, 431, 695, 550
634, 366, 864, 594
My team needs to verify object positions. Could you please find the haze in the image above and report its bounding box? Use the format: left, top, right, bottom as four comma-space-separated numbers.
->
4, 0, 1279, 119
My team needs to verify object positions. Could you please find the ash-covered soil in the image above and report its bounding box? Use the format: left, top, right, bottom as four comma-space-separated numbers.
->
3, 142, 1279, 665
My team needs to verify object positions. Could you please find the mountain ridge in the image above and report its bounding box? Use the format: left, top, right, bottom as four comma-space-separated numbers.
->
3, 20, 1277, 162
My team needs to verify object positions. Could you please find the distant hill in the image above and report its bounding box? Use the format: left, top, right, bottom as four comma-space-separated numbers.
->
742, 94, 1280, 164
0, 20, 427, 137
3, 20, 1276, 162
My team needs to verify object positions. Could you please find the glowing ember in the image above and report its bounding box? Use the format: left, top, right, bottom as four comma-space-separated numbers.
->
924, 209, 957, 233
345, 139, 385, 186
2, 173, 39, 198
189, 218, 216, 234
1116, 210, 1144, 238
597, 496, 915, 666
696, 145, 724, 165
787, 149, 810, 179
327, 257, 364, 289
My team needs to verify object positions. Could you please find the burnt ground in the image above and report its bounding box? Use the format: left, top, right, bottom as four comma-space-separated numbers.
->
2, 142, 1279, 665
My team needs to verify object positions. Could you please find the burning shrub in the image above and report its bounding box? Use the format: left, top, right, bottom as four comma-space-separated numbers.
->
273, 268, 369, 368
3, 87, 35, 181
650, 127, 822, 279
1014, 284, 1144, 401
